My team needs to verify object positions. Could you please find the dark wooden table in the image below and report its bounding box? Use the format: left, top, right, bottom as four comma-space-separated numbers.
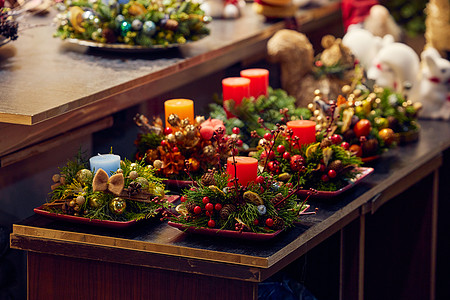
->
10, 120, 450, 300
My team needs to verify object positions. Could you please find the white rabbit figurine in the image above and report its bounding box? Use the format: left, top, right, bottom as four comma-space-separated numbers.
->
200, 0, 245, 19
418, 47, 450, 120
367, 42, 421, 102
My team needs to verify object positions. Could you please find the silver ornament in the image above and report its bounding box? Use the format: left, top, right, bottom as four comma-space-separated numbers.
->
132, 19, 143, 31
257, 205, 267, 215
82, 11, 94, 21
115, 14, 125, 27
142, 21, 156, 36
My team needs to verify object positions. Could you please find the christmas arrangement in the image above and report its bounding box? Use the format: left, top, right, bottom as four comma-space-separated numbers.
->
170, 152, 311, 235
0, 6, 18, 46
251, 119, 363, 192
209, 86, 311, 148
53, 0, 210, 47
134, 113, 236, 179
41, 152, 172, 223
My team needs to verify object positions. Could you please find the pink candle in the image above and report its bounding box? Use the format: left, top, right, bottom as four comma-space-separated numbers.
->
286, 120, 317, 146
240, 68, 269, 98
222, 77, 251, 118
226, 156, 258, 187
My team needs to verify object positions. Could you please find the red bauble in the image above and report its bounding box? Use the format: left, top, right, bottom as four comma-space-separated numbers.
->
330, 134, 343, 144
263, 132, 273, 140
340, 141, 350, 150
283, 152, 291, 160
172, 146, 179, 152
232, 127, 240, 134
180, 196, 187, 202
160, 140, 168, 147
328, 169, 337, 178
256, 175, 265, 184
290, 155, 304, 171
276, 145, 286, 153
193, 206, 202, 214
202, 196, 210, 204
164, 127, 173, 135
208, 219, 216, 228
236, 139, 243, 147
253, 219, 259, 225
266, 218, 274, 227
205, 203, 214, 211
354, 119, 372, 137
321, 174, 329, 182
214, 203, 222, 211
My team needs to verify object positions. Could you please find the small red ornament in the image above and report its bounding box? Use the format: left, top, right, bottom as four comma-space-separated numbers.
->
268, 161, 280, 173
321, 174, 329, 182
214, 203, 222, 211
290, 155, 304, 171
328, 169, 337, 178
263, 132, 273, 140
266, 218, 274, 227
340, 141, 350, 150
231, 148, 239, 156
190, 187, 197, 191
180, 196, 187, 202
330, 134, 343, 145
205, 203, 214, 211
354, 119, 372, 137
283, 152, 291, 160
202, 196, 210, 204
236, 139, 243, 147
253, 219, 259, 225
193, 206, 202, 214
319, 164, 325, 172
160, 140, 168, 147
256, 175, 265, 184
232, 127, 240, 134
208, 219, 216, 228
276, 145, 286, 153
164, 127, 173, 135
172, 146, 179, 152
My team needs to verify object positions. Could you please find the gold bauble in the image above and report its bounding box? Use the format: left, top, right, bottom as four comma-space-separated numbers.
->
203, 145, 216, 157
195, 116, 205, 125
153, 160, 163, 169
167, 133, 176, 143
379, 128, 396, 145
135, 177, 149, 191
109, 198, 126, 215
180, 118, 190, 128
185, 125, 197, 139
341, 85, 351, 94
307, 103, 314, 110
89, 197, 101, 208
76, 169, 92, 185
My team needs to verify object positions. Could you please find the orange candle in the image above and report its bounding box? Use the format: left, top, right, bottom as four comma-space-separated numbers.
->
286, 120, 317, 146
222, 77, 250, 118
226, 156, 258, 187
164, 99, 194, 129
240, 68, 269, 98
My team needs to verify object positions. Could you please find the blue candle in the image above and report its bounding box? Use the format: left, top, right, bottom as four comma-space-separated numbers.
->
89, 154, 121, 175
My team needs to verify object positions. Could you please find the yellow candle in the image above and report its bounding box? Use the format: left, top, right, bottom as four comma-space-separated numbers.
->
164, 99, 194, 129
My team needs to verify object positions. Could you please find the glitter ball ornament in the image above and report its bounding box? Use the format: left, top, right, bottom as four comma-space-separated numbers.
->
109, 197, 126, 214
142, 20, 156, 36
168, 114, 181, 127
131, 19, 143, 30
76, 169, 92, 184
120, 21, 132, 36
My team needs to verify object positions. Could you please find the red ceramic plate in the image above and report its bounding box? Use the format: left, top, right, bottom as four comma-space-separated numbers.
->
34, 195, 180, 229
296, 167, 374, 199
167, 221, 283, 241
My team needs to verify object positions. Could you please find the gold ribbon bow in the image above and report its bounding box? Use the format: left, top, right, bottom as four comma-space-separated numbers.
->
92, 169, 124, 195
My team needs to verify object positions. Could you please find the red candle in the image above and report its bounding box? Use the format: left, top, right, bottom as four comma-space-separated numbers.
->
240, 68, 269, 98
286, 120, 317, 146
226, 156, 258, 187
222, 77, 251, 118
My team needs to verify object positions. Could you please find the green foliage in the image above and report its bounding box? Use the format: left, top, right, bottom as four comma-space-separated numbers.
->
54, 0, 210, 46
209, 87, 311, 147
172, 171, 307, 233
45, 153, 170, 222
382, 0, 426, 37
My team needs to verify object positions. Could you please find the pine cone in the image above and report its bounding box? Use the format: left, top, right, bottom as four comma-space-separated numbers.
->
127, 181, 142, 196
272, 216, 285, 230
219, 204, 236, 220
271, 193, 284, 205
201, 171, 216, 186
320, 138, 332, 148
328, 160, 343, 173
185, 201, 197, 214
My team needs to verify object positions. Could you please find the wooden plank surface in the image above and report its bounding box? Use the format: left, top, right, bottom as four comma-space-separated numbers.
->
0, 2, 340, 126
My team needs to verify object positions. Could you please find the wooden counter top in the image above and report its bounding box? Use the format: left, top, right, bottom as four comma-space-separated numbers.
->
0, 2, 340, 126
10, 120, 450, 282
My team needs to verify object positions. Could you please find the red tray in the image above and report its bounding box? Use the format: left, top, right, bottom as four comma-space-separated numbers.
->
167, 221, 283, 241
296, 167, 374, 199
34, 195, 179, 229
